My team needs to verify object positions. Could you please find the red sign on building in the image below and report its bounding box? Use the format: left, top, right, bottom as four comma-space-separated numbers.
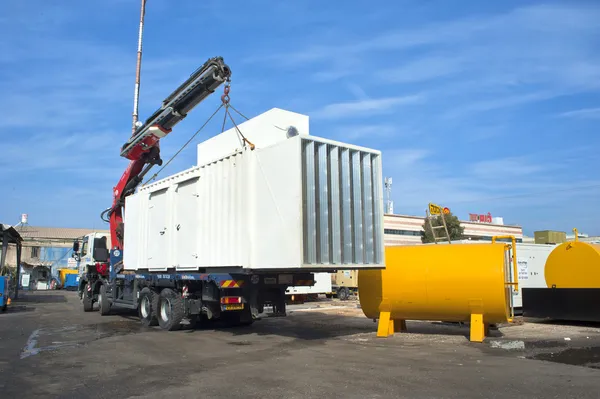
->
469, 212, 492, 223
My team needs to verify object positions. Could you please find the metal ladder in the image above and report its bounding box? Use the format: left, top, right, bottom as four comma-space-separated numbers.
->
492, 235, 518, 322
426, 204, 451, 244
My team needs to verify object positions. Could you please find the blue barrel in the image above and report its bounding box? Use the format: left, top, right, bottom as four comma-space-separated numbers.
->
0, 276, 8, 310
63, 274, 79, 289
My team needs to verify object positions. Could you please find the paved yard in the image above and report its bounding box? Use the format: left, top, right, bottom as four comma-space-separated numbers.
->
1, 291, 599, 398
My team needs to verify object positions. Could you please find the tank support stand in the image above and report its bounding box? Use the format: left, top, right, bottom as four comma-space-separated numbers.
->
376, 311, 407, 337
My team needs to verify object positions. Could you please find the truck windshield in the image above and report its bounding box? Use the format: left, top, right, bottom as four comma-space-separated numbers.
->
81, 238, 88, 257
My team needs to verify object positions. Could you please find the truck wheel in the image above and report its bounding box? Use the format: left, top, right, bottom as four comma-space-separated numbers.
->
78, 281, 87, 302
139, 287, 159, 327
82, 283, 94, 311
338, 287, 349, 301
157, 288, 184, 331
98, 284, 111, 316
82, 294, 93, 312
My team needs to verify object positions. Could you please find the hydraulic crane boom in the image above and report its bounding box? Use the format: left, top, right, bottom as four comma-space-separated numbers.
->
121, 57, 231, 160
104, 56, 232, 251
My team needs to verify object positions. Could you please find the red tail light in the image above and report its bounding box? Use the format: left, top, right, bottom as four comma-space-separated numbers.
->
220, 296, 242, 304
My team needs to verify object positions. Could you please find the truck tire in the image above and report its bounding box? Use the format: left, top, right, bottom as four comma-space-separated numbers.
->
337, 287, 349, 301
98, 284, 111, 316
82, 294, 94, 312
157, 288, 184, 331
139, 287, 159, 327
78, 281, 86, 301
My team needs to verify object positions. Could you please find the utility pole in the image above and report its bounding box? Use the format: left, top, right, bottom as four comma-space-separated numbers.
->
132, 0, 147, 135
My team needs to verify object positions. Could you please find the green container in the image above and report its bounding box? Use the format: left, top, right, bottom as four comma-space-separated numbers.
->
534, 230, 567, 244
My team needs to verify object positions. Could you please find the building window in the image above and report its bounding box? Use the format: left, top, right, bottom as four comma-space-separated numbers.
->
384, 229, 422, 236
31, 246, 40, 258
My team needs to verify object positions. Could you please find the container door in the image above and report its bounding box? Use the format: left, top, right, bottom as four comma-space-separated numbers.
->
147, 188, 169, 269
174, 178, 199, 270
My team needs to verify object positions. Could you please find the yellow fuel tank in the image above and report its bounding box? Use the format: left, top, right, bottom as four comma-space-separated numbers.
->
359, 244, 513, 324
545, 242, 600, 288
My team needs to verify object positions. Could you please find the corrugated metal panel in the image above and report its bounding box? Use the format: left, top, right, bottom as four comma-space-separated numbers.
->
302, 141, 317, 264
362, 153, 374, 264
129, 151, 249, 271
340, 148, 353, 263
195, 153, 246, 267
351, 150, 364, 264
329, 145, 341, 264
317, 143, 329, 263
301, 137, 384, 266
371, 153, 384, 264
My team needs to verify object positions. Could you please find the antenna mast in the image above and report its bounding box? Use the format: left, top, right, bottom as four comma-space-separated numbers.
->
384, 177, 393, 214
132, 0, 147, 135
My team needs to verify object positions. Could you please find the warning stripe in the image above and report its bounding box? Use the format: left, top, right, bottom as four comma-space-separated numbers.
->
220, 280, 245, 288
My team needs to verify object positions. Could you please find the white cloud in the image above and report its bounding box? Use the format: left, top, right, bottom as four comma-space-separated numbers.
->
311, 95, 423, 120
262, 4, 600, 66
383, 150, 600, 219
0, 130, 122, 175
471, 157, 547, 179
558, 107, 600, 119
377, 55, 465, 84
330, 124, 395, 140
345, 83, 370, 101
253, 3, 600, 119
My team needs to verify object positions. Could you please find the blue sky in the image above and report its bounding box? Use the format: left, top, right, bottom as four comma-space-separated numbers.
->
1, 0, 599, 236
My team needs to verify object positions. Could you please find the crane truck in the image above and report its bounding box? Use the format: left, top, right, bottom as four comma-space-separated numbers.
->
74, 56, 385, 331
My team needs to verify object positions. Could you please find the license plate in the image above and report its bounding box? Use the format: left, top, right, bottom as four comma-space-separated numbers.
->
223, 304, 244, 311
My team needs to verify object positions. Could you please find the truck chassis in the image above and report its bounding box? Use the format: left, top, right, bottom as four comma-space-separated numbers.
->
80, 251, 314, 330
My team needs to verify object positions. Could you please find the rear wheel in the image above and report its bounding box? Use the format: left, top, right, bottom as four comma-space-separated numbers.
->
337, 287, 349, 301
98, 284, 111, 316
82, 284, 94, 312
157, 288, 184, 331
139, 287, 159, 327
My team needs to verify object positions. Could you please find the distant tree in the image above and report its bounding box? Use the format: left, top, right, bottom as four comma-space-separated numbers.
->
421, 211, 465, 243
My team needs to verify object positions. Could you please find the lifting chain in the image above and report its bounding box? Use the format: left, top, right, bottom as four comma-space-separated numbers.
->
221, 80, 231, 105
220, 81, 255, 150
142, 81, 255, 186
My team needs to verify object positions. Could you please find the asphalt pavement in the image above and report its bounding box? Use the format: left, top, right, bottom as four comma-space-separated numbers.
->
1, 291, 599, 398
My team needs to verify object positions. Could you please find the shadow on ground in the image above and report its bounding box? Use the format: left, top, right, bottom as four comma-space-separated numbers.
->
2, 305, 36, 314
179, 311, 505, 343
525, 318, 600, 329
13, 294, 67, 303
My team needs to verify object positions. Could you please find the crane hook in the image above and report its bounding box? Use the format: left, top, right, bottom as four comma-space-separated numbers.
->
221, 82, 231, 105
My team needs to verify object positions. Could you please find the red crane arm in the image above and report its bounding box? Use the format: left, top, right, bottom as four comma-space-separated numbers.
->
109, 158, 146, 251
102, 57, 231, 250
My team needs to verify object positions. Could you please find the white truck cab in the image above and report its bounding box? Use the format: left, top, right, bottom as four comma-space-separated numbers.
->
72, 232, 111, 298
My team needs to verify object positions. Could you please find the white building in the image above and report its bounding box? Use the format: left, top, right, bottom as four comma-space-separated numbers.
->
384, 214, 523, 246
